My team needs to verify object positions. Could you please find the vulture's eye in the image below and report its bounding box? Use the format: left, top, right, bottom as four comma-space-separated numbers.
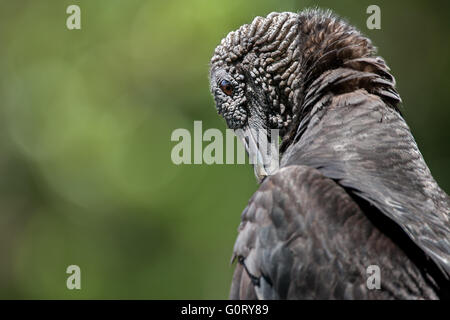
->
220, 79, 233, 96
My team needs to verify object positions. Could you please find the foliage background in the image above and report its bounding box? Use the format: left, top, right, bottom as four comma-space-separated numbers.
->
0, 0, 448, 298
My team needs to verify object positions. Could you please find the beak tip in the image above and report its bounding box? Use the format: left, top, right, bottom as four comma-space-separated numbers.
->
234, 126, 280, 183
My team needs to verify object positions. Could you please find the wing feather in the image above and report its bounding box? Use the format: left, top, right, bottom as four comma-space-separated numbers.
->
230, 165, 439, 299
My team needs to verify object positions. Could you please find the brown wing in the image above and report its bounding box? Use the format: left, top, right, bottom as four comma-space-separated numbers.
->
230, 165, 439, 299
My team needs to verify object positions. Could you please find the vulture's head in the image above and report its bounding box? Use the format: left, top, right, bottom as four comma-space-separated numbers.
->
209, 12, 299, 180
209, 10, 397, 181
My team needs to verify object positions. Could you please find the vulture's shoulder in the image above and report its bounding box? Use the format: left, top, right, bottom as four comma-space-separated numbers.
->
284, 87, 450, 279
230, 165, 439, 299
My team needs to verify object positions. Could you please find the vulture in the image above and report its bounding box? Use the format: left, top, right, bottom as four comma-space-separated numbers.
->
209, 9, 450, 299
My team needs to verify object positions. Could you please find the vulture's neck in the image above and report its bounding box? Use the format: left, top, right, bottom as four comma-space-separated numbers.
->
280, 11, 401, 152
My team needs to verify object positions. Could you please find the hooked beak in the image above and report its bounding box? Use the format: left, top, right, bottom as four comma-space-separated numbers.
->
234, 126, 280, 182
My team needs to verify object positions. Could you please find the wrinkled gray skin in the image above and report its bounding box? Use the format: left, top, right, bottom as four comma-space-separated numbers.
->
209, 9, 450, 299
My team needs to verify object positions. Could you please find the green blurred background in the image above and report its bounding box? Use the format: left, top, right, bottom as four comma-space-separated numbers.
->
0, 0, 448, 299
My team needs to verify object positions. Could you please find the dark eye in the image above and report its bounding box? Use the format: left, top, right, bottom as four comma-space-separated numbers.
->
220, 79, 233, 96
